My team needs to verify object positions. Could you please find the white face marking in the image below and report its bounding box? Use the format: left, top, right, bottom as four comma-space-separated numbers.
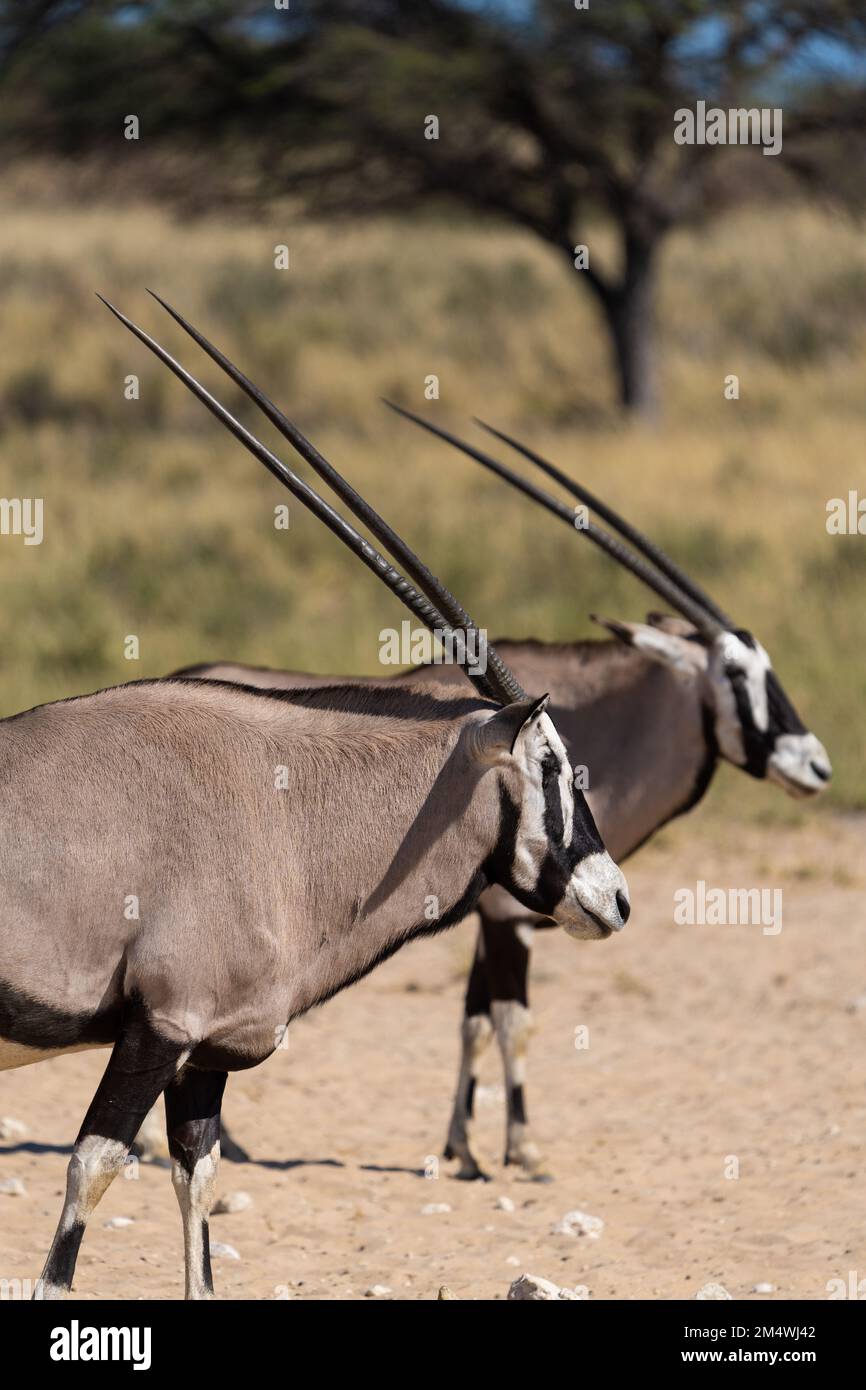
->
709, 632, 771, 763
509, 712, 573, 893
507, 710, 629, 937
561, 851, 629, 941
768, 731, 832, 797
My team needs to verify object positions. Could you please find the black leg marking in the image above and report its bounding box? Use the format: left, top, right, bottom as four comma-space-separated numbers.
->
37, 998, 189, 1299
165, 1067, 228, 1300
443, 926, 494, 1178
510, 1084, 527, 1126
483, 918, 550, 1177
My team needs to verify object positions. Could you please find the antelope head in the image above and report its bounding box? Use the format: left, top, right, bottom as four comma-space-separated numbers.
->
386, 405, 832, 802
593, 613, 831, 798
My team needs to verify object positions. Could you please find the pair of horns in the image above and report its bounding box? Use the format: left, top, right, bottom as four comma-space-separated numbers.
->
99, 293, 526, 706
384, 404, 733, 642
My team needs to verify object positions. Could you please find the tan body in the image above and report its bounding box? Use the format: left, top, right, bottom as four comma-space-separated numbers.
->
176, 619, 828, 1179
1, 677, 551, 1071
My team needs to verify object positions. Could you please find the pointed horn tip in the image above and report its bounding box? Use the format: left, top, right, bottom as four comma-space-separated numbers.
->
95, 292, 126, 320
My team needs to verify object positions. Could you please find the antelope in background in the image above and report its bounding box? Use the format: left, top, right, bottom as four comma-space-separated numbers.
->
0, 299, 629, 1299
143, 304, 829, 1183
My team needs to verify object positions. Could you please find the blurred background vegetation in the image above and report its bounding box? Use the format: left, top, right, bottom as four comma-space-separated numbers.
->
0, 2, 863, 816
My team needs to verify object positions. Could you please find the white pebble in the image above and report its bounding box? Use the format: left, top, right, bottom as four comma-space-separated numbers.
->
212, 1190, 253, 1215
495, 1196, 516, 1212
696, 1282, 732, 1300
551, 1209, 603, 1239
365, 1284, 392, 1298
421, 1202, 451, 1215
0, 1117, 28, 1140
752, 1282, 775, 1294
103, 1216, 134, 1229
505, 1255, 520, 1266
508, 1273, 583, 1301
0, 1177, 26, 1196
211, 1242, 240, 1260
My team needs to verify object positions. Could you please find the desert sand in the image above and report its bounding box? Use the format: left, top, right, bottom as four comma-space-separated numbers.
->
2, 812, 864, 1301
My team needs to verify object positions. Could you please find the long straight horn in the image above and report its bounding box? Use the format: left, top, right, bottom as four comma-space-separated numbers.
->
477, 419, 734, 631
98, 295, 525, 705
384, 401, 723, 639
143, 292, 525, 706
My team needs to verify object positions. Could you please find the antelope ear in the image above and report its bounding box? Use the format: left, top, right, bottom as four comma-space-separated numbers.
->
472, 693, 550, 763
644, 611, 700, 639
591, 615, 707, 676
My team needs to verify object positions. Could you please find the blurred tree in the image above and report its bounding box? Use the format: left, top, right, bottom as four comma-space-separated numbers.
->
2, 0, 865, 415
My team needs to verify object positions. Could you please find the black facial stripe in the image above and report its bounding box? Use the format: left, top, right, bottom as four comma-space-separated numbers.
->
728, 670, 770, 777
488, 755, 605, 917
727, 661, 808, 780
540, 750, 565, 845
766, 670, 807, 734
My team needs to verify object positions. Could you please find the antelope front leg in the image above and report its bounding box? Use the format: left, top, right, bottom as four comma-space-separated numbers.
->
36, 1004, 189, 1299
444, 928, 494, 1180
486, 918, 551, 1180
165, 1066, 228, 1299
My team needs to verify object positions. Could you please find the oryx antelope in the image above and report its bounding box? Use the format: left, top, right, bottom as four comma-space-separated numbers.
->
153, 335, 830, 1182
0, 299, 629, 1300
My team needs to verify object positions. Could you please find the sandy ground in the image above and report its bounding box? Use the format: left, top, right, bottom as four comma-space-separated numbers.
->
2, 812, 865, 1302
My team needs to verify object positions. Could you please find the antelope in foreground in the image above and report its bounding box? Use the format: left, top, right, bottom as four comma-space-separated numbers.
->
0, 299, 630, 1300
141, 305, 829, 1183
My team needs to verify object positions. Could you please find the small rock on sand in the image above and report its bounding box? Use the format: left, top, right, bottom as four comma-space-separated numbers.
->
421, 1202, 451, 1215
495, 1196, 516, 1212
508, 1273, 584, 1301
752, 1282, 775, 1294
103, 1216, 134, 1229
0, 1117, 28, 1141
211, 1242, 240, 1260
551, 1209, 603, 1239
213, 1190, 253, 1215
0, 1177, 26, 1196
365, 1284, 392, 1298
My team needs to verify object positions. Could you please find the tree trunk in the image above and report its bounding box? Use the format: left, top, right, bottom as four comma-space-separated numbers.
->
604, 231, 659, 417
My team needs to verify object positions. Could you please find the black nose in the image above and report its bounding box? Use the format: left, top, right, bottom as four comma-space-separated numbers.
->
810, 760, 831, 782
616, 890, 631, 924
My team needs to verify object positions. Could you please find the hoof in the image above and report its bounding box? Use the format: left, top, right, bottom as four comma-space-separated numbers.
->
445, 1143, 492, 1182
454, 1163, 492, 1182
505, 1151, 553, 1181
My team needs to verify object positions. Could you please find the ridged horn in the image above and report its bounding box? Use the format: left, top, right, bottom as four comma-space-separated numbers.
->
98, 294, 525, 704
477, 419, 734, 631
383, 401, 723, 639
142, 291, 525, 706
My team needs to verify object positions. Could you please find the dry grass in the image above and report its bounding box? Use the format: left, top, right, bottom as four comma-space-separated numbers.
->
0, 190, 862, 811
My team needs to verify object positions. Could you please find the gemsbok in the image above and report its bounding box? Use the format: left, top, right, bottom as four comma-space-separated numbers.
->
143, 313, 830, 1183
0, 298, 629, 1300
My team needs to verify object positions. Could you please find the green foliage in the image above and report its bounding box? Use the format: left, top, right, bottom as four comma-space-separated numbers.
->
0, 194, 862, 814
